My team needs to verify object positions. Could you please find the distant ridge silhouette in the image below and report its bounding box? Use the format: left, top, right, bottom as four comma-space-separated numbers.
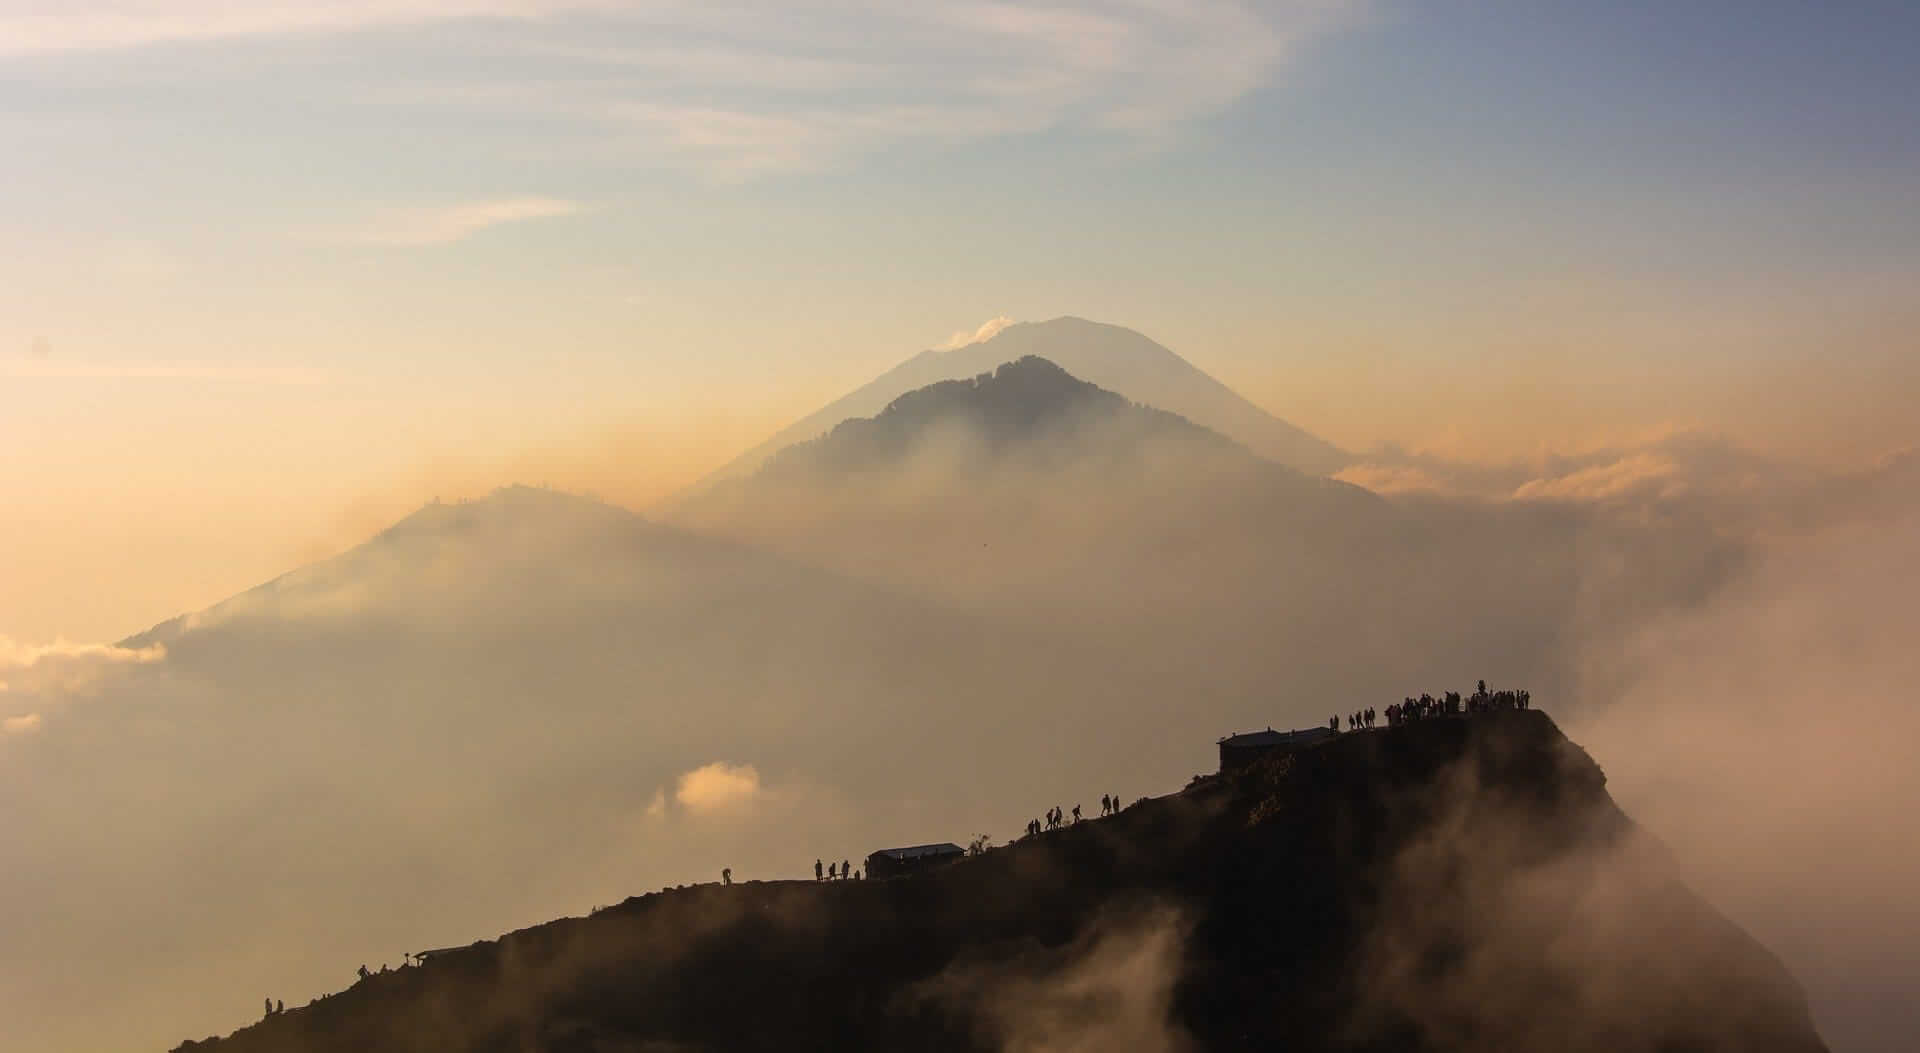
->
696, 317, 1347, 490
758, 354, 1245, 478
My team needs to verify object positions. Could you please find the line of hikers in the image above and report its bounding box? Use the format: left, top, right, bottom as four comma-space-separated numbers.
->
1334, 681, 1533, 731
1334, 708, 1379, 731
815, 858, 861, 881
1022, 792, 1123, 838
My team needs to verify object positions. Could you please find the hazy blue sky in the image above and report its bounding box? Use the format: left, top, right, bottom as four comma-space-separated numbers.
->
4, 0, 1918, 639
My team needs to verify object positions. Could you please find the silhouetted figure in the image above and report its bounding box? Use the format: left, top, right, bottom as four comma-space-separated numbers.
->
357, 965, 370, 982
1072, 804, 1081, 823
722, 867, 732, 886
855, 867, 862, 880
841, 859, 850, 880
276, 1000, 284, 1015
828, 861, 837, 880
265, 998, 273, 1019
815, 859, 823, 882
1329, 715, 1339, 732
381, 963, 390, 973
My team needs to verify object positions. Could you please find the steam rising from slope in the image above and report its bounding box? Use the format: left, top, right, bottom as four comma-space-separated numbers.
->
918, 903, 1195, 1053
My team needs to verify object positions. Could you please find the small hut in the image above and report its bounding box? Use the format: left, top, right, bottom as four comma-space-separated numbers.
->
865, 842, 965, 880
1217, 726, 1336, 771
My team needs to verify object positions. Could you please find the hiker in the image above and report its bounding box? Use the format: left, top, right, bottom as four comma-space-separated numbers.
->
722, 867, 732, 886
265, 998, 273, 1019
855, 867, 863, 880
277, 1000, 284, 1015
842, 859, 850, 880
1072, 804, 1081, 823
1329, 715, 1339, 732
815, 859, 823, 882
357, 965, 370, 982
828, 861, 837, 880
1101, 793, 1111, 815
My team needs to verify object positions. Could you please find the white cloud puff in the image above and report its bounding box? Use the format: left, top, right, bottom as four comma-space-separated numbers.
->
673, 761, 761, 815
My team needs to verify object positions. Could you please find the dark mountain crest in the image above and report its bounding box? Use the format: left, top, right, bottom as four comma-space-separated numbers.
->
760, 354, 1240, 477
170, 712, 1827, 1053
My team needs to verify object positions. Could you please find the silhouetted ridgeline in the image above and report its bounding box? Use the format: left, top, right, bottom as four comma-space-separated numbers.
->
757, 354, 1246, 478
173, 713, 1826, 1053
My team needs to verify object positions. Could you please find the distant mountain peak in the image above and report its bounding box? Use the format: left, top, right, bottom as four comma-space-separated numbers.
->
687, 318, 1346, 496
757, 355, 1237, 479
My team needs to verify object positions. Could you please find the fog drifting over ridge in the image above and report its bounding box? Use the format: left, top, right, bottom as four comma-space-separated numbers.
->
1, 346, 1913, 1050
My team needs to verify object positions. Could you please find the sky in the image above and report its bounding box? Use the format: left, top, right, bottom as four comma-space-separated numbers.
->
5, 0, 1920, 641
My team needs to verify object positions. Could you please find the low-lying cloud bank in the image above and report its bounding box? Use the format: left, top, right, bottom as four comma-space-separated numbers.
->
0, 636, 165, 710
1334, 431, 1833, 503
1572, 490, 1920, 1052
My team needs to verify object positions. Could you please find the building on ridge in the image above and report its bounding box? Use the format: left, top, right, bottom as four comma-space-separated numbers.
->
865, 842, 965, 880
1217, 726, 1336, 772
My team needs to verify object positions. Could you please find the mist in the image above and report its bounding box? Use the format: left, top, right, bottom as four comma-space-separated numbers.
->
1570, 484, 1920, 1052
0, 361, 1909, 1049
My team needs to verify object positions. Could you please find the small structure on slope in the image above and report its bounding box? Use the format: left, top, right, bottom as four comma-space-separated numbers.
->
865, 842, 965, 880
1217, 726, 1336, 772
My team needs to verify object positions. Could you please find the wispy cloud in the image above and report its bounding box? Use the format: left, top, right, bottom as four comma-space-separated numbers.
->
0, 1, 614, 55
316, 196, 585, 247
938, 316, 1016, 351
5, 3, 1368, 178
0, 359, 328, 383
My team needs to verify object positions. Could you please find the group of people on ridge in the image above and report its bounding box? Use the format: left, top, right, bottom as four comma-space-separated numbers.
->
1335, 708, 1378, 731
1023, 792, 1122, 838
1333, 681, 1534, 730
815, 858, 860, 881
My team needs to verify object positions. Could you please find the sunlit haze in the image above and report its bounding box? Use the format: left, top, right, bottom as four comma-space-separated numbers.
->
3, 4, 1916, 1052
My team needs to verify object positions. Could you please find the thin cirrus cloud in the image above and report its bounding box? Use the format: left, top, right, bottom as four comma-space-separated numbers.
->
316, 196, 585, 247
2, 3, 1369, 179
0, 1, 619, 54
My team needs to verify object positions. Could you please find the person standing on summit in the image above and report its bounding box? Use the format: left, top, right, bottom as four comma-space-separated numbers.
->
814, 859, 823, 882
